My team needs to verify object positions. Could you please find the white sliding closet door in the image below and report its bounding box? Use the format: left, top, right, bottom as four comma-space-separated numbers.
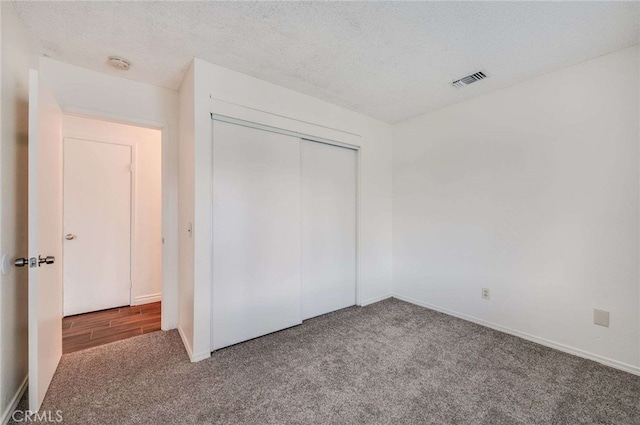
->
301, 140, 357, 320
212, 121, 302, 350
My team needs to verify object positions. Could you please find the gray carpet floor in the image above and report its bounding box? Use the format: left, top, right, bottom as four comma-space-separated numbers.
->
9, 298, 640, 424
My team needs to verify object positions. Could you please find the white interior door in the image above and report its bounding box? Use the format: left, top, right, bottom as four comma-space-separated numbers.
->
63, 138, 132, 316
212, 121, 302, 351
27, 70, 63, 412
301, 140, 357, 320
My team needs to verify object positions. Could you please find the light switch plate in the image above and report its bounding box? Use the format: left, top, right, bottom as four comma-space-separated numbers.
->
594, 309, 610, 327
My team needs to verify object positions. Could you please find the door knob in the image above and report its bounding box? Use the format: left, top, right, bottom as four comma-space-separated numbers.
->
38, 255, 55, 266
14, 258, 31, 267
65, 234, 75, 240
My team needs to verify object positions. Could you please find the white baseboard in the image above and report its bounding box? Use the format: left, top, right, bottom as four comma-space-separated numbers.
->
190, 350, 211, 363
177, 325, 210, 363
359, 293, 393, 307
1, 375, 28, 425
133, 293, 162, 305
392, 293, 640, 377
177, 324, 194, 360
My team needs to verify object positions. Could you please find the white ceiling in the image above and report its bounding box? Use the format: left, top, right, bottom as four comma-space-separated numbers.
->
13, 1, 639, 123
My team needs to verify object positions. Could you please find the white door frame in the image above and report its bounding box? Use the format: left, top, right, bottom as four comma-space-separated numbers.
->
58, 107, 169, 329
210, 113, 362, 352
62, 136, 136, 311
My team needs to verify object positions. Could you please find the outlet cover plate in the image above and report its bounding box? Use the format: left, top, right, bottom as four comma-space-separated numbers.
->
481, 288, 490, 300
594, 309, 610, 327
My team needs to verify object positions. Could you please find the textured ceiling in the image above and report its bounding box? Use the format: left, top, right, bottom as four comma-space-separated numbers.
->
13, 1, 640, 123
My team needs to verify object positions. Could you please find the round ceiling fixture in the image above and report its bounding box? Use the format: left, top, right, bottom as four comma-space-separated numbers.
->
108, 56, 131, 71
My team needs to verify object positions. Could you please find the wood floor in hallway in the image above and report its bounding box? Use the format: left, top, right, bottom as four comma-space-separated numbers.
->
62, 302, 161, 354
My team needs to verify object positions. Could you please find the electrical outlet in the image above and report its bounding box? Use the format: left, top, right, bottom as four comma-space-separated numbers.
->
594, 309, 609, 327
481, 288, 490, 300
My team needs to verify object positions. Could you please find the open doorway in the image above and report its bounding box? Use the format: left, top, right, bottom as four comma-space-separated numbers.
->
60, 115, 163, 353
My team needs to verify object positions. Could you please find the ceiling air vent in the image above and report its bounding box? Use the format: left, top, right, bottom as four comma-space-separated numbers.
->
452, 71, 487, 88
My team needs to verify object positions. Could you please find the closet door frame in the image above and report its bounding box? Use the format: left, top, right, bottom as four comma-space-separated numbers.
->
210, 114, 361, 352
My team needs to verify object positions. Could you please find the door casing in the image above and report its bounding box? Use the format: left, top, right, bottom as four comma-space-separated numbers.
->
59, 109, 168, 328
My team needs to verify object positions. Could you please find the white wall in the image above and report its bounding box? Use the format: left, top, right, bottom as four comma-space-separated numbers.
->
0, 2, 34, 422
179, 58, 394, 361
62, 115, 162, 306
393, 46, 640, 374
39, 58, 179, 330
